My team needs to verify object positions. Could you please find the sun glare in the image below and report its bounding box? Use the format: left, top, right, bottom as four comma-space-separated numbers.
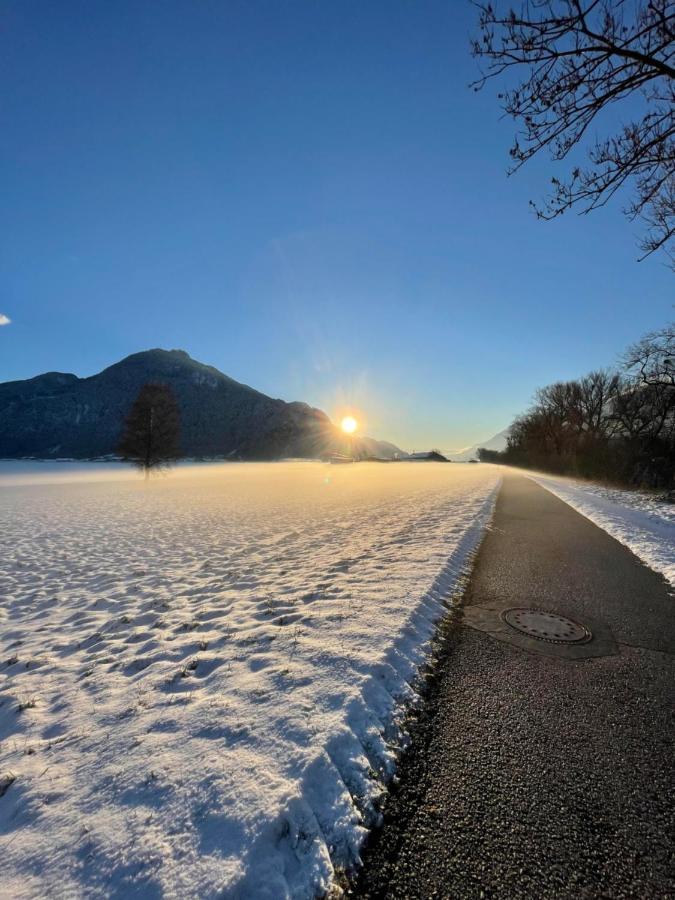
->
341, 415, 358, 434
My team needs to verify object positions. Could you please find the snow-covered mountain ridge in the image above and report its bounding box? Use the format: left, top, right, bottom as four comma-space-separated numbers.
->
448, 428, 510, 461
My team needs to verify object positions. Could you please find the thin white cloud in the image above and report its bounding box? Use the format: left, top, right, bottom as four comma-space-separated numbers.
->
0, 314, 10, 326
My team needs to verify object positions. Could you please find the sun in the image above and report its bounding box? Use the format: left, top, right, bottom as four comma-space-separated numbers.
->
341, 415, 358, 434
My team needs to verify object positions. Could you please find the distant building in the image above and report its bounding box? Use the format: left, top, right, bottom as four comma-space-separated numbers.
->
408, 450, 449, 462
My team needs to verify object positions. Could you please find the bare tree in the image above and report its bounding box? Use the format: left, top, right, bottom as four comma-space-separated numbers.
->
472, 1, 675, 264
623, 319, 675, 383
577, 370, 623, 436
118, 383, 181, 477
616, 319, 675, 454
612, 376, 675, 438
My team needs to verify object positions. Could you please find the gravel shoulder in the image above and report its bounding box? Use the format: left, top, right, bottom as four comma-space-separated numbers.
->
351, 475, 675, 899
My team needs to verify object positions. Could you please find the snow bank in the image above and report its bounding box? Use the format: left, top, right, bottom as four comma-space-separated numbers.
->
527, 472, 675, 587
0, 461, 500, 898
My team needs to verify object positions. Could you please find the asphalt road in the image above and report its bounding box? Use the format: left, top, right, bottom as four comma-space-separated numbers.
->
350, 475, 675, 899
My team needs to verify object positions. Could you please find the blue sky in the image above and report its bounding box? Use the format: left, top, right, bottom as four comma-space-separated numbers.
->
1, 0, 672, 451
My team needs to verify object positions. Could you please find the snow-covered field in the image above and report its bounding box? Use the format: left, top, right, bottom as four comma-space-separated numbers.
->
0, 461, 500, 898
527, 472, 675, 587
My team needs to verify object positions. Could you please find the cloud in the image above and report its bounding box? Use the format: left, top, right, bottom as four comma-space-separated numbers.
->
0, 314, 10, 326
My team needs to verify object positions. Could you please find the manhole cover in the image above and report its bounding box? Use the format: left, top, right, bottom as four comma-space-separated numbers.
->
501, 608, 592, 644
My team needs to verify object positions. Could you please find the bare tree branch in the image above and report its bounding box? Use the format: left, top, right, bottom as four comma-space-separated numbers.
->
472, 0, 675, 264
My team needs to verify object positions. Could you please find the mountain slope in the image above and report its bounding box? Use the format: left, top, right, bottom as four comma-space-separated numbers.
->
0, 349, 403, 460
449, 428, 510, 461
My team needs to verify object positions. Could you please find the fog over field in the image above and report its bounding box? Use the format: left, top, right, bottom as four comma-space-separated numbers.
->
0, 461, 500, 898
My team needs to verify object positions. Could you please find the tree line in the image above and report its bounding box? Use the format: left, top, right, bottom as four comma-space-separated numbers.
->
478, 322, 675, 489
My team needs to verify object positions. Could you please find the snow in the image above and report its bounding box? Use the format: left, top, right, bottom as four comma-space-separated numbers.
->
0, 461, 500, 898
526, 472, 675, 587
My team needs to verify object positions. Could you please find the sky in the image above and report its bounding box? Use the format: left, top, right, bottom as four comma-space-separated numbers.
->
1, 1, 672, 452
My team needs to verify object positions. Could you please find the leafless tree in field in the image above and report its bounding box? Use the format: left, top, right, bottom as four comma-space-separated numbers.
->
472, 1, 675, 264
118, 383, 181, 477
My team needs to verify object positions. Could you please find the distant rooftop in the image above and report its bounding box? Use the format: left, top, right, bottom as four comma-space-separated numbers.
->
408, 450, 449, 461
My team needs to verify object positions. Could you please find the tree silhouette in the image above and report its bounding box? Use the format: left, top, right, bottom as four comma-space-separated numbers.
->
472, 1, 675, 264
117, 383, 181, 476
623, 320, 675, 384
480, 321, 675, 486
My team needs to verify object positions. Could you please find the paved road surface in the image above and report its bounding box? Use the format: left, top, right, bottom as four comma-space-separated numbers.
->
351, 475, 675, 899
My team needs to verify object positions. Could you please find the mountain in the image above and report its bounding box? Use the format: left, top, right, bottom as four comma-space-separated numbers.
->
448, 428, 510, 462
0, 349, 405, 461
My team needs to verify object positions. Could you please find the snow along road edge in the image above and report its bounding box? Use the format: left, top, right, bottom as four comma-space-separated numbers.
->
525, 472, 675, 588
273, 475, 503, 898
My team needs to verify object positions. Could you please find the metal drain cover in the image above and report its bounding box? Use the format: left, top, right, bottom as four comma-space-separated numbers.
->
501, 608, 592, 644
